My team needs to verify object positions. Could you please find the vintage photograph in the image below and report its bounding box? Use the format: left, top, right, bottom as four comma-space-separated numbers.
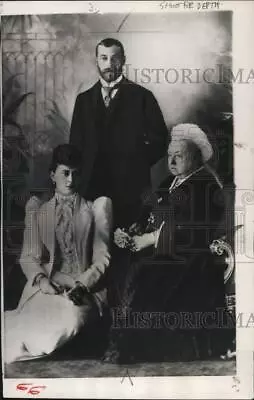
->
2, 1, 244, 390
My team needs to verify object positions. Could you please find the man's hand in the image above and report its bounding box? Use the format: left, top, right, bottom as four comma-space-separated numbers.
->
38, 277, 61, 295
131, 232, 155, 252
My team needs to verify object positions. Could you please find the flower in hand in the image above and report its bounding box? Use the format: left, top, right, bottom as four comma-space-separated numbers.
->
114, 228, 135, 250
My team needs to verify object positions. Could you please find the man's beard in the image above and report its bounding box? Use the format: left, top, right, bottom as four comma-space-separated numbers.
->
98, 66, 122, 82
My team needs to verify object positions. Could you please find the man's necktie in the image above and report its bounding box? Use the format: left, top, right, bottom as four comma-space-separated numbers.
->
103, 83, 121, 108
103, 86, 114, 108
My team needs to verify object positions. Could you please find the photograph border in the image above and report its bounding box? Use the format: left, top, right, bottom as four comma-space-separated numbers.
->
1, 1, 254, 398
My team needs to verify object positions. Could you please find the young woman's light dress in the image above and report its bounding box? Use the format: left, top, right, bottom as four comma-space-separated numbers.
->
4, 193, 112, 363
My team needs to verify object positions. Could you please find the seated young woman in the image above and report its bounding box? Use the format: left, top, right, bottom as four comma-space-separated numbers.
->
4, 144, 112, 363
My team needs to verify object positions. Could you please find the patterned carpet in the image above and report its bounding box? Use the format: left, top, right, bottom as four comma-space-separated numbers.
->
5, 359, 236, 378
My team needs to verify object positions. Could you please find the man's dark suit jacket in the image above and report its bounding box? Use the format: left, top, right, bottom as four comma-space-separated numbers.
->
69, 78, 168, 226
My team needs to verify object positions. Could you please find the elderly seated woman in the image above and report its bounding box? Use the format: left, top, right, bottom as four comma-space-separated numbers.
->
4, 144, 112, 363
107, 123, 230, 362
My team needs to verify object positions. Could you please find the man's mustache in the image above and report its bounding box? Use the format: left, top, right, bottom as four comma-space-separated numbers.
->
102, 69, 114, 73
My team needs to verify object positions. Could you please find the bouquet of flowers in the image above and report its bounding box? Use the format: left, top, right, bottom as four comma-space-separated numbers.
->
114, 210, 155, 251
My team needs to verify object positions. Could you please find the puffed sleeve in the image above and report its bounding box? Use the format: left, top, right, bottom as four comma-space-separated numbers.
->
76, 196, 113, 291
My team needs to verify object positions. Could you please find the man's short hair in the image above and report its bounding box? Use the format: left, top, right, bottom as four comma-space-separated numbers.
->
95, 38, 125, 59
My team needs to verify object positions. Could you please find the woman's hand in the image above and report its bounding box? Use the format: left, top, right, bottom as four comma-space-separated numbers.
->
39, 277, 61, 295
131, 232, 155, 252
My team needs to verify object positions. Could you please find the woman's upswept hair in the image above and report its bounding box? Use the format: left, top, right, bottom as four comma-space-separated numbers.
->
49, 144, 82, 172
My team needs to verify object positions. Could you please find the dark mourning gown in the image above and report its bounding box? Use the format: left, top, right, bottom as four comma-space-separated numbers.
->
114, 167, 230, 362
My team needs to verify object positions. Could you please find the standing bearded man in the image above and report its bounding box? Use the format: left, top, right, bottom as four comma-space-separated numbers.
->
69, 37, 168, 228
69, 38, 168, 360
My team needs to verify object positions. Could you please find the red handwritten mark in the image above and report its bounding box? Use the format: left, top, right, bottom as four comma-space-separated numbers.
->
28, 386, 47, 395
16, 383, 34, 391
16, 383, 46, 395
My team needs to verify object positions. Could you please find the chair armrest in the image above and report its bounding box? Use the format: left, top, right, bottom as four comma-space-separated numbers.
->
209, 238, 235, 284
